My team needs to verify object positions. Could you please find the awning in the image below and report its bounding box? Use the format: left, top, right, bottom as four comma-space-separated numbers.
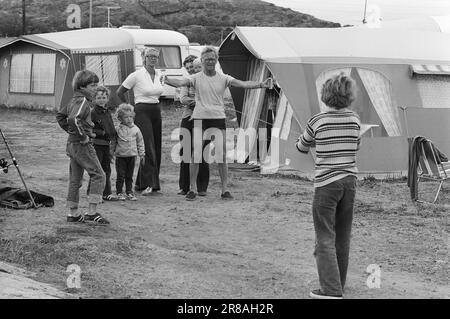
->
410, 64, 450, 75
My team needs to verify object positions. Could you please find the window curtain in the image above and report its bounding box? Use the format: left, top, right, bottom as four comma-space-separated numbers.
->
85, 55, 102, 83
102, 55, 120, 86
31, 54, 56, 94
241, 58, 267, 130
156, 47, 181, 69
85, 55, 121, 86
315, 68, 352, 112
10, 54, 32, 93
357, 68, 402, 136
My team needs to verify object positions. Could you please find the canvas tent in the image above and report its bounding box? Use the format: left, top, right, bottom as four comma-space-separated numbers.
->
219, 26, 450, 176
0, 28, 135, 111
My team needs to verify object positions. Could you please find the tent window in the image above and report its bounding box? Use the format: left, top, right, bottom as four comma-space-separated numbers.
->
415, 74, 450, 108
9, 54, 32, 93
31, 54, 56, 94
9, 53, 55, 94
85, 55, 121, 86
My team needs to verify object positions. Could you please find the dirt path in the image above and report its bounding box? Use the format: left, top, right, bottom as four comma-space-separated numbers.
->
0, 106, 448, 299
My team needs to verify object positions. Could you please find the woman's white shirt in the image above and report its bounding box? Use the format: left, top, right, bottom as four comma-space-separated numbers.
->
122, 68, 164, 104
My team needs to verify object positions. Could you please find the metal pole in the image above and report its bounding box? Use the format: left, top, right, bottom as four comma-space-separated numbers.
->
0, 128, 37, 208
108, 8, 110, 27
90, 0, 93, 28
363, 0, 368, 24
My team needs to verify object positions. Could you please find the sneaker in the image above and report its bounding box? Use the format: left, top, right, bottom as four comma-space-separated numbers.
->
66, 215, 85, 223
177, 190, 188, 195
221, 191, 233, 200
141, 187, 153, 196
84, 212, 110, 225
197, 191, 207, 196
117, 193, 127, 201
103, 194, 120, 201
309, 289, 343, 299
186, 191, 196, 201
126, 193, 138, 201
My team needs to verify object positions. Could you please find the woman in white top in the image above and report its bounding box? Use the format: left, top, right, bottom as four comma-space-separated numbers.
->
116, 47, 164, 195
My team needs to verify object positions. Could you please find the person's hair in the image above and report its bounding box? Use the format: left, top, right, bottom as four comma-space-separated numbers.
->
193, 58, 202, 67
95, 85, 110, 97
117, 103, 135, 123
72, 70, 99, 91
141, 47, 160, 59
183, 55, 197, 67
321, 73, 356, 109
200, 46, 218, 60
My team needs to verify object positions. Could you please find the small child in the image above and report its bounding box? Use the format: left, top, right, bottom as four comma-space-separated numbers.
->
89, 86, 119, 201
56, 70, 109, 225
112, 104, 145, 201
296, 73, 361, 299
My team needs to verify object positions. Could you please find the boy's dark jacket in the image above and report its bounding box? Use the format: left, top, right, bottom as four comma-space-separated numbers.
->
56, 90, 95, 143
91, 104, 117, 146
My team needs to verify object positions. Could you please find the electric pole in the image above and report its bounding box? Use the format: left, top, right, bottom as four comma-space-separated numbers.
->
89, 0, 93, 28
22, 0, 26, 34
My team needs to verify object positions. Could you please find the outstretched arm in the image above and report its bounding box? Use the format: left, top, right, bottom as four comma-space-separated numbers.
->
164, 76, 190, 88
230, 77, 271, 89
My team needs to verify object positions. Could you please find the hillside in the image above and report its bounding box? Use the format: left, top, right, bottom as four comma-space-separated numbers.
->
0, 0, 340, 45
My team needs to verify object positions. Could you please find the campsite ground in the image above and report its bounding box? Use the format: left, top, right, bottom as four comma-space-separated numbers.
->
0, 104, 448, 299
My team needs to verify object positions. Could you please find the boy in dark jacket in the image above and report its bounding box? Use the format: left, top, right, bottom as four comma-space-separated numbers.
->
88, 86, 119, 201
56, 70, 109, 225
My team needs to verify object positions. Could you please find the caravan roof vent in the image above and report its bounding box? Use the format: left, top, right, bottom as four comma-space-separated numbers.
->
120, 25, 141, 29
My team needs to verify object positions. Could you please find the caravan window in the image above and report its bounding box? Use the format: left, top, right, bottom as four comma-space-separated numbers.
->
85, 55, 121, 86
9, 53, 56, 94
143, 46, 181, 69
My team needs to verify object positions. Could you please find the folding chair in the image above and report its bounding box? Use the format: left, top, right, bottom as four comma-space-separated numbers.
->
416, 139, 450, 203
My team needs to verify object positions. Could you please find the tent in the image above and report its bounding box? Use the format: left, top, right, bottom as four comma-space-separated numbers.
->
219, 26, 450, 176
0, 28, 135, 111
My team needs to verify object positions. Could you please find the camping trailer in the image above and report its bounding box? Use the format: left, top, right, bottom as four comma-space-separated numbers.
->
219, 26, 450, 177
119, 26, 190, 100
0, 28, 135, 111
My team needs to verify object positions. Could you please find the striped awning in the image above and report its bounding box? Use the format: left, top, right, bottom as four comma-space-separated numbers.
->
410, 64, 450, 75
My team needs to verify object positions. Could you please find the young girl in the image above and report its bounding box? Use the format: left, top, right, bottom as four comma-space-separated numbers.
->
296, 73, 361, 299
112, 104, 145, 201
56, 70, 109, 225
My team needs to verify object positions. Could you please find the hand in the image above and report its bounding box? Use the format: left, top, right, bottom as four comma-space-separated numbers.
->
259, 78, 272, 89
160, 75, 167, 85
80, 135, 89, 145
140, 156, 146, 166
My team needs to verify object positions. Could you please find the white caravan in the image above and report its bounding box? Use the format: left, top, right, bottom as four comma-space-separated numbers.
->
120, 26, 190, 100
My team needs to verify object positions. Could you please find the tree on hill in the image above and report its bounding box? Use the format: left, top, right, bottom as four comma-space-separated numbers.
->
0, 0, 341, 44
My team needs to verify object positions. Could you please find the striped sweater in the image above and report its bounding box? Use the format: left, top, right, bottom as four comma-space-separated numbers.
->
296, 108, 361, 188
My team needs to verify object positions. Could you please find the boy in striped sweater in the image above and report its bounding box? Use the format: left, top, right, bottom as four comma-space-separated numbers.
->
296, 73, 361, 299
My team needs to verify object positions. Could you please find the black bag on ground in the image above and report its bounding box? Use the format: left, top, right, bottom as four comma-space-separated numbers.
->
0, 187, 54, 209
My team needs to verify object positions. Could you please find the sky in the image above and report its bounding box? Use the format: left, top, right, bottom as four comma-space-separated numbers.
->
263, 0, 450, 26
